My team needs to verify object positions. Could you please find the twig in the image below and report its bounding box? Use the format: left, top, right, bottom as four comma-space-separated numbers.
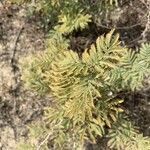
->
0, 0, 4, 6
10, 23, 24, 66
139, 0, 149, 9
97, 22, 142, 30
141, 1, 150, 41
128, 35, 142, 45
0, 52, 9, 58
36, 133, 52, 150
9, 23, 25, 98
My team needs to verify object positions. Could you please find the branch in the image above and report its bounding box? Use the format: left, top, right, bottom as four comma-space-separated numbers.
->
97, 22, 142, 30
10, 23, 24, 66
141, 1, 150, 41
36, 133, 52, 150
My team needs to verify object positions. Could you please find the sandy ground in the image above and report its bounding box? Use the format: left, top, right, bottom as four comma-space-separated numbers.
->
0, 2, 51, 149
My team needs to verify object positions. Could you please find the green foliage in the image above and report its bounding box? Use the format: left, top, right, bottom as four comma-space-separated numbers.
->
21, 30, 150, 149
111, 43, 150, 90
22, 31, 125, 146
21, 34, 69, 94
17, 121, 84, 150
107, 115, 150, 150
54, 12, 91, 34
17, 122, 49, 150
10, 0, 118, 33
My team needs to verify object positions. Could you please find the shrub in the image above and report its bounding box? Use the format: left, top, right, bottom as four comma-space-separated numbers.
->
10, 0, 118, 32
107, 115, 150, 150
19, 30, 150, 150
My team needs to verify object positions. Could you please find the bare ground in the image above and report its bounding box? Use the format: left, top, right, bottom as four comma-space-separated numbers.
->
0, 2, 51, 149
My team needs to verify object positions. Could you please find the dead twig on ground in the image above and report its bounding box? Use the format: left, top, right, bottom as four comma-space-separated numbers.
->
97, 22, 142, 30
10, 23, 24, 66
141, 0, 150, 41
0, 0, 4, 6
36, 133, 52, 150
9, 22, 25, 98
